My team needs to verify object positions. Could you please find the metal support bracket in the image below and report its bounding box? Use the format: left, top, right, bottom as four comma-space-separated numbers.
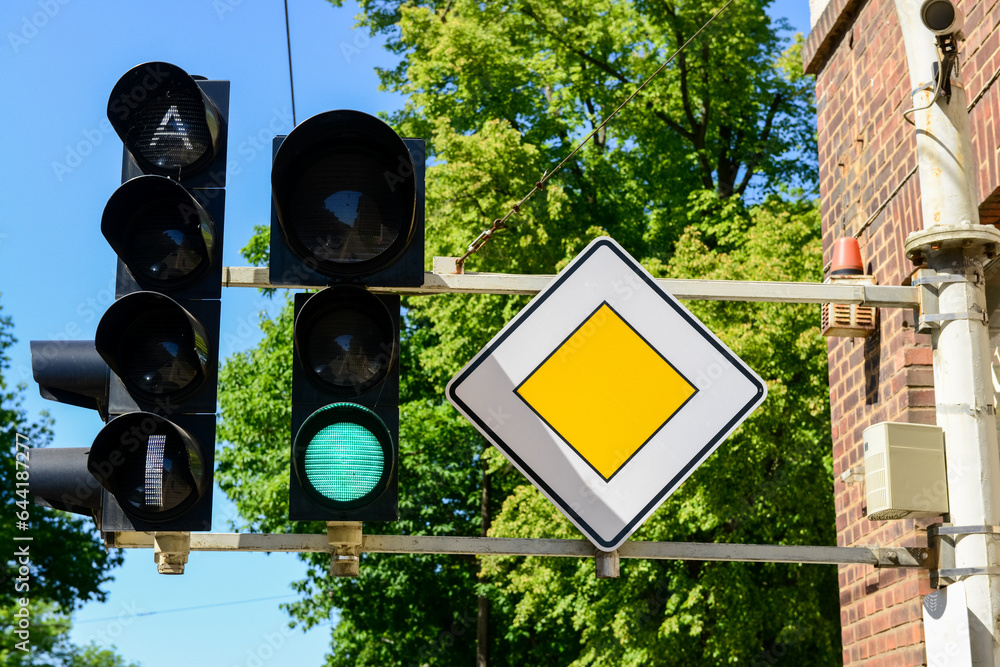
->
327, 521, 362, 578
928, 524, 1000, 588
153, 532, 191, 575
595, 549, 620, 578
928, 525, 1000, 537
871, 546, 935, 568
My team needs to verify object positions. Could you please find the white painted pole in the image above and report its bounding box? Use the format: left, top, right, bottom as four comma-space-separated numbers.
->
893, 1, 1000, 663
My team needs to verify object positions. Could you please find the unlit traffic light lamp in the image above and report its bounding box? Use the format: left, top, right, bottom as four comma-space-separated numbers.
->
101, 175, 223, 299
94, 291, 219, 415
273, 110, 424, 522
293, 284, 397, 398
87, 412, 215, 531
269, 110, 424, 287
107, 61, 227, 184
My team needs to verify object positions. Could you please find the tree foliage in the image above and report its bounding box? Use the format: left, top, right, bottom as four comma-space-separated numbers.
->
216, 0, 836, 663
0, 298, 134, 665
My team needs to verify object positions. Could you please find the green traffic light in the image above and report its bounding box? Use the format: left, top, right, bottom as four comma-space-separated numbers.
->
294, 402, 394, 509
304, 421, 384, 502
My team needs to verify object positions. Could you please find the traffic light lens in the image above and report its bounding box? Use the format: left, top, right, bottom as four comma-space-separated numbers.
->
305, 307, 389, 391
121, 317, 202, 395
131, 96, 215, 172
119, 430, 204, 513
293, 403, 394, 511
295, 286, 395, 396
289, 152, 402, 265
271, 110, 418, 280
304, 422, 384, 501
108, 62, 224, 179
102, 175, 219, 292
89, 412, 211, 525
124, 199, 213, 284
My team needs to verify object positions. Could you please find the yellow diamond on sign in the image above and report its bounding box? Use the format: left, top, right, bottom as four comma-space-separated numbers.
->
515, 302, 697, 480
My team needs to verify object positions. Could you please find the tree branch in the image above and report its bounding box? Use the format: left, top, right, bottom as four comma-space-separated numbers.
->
736, 92, 783, 197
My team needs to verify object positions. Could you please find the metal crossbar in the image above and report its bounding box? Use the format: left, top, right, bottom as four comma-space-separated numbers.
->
110, 532, 933, 569
221, 267, 920, 308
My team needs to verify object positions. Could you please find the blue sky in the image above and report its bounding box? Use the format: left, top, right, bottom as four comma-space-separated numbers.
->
0, 1, 811, 665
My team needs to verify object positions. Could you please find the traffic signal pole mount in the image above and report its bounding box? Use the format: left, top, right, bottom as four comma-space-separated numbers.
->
894, 0, 1000, 662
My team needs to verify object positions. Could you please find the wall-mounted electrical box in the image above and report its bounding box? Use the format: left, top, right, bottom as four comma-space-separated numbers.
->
863, 422, 948, 521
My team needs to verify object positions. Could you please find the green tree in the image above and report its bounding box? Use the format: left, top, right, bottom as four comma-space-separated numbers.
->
0, 299, 135, 666
0, 601, 139, 667
217, 0, 835, 663
482, 199, 838, 666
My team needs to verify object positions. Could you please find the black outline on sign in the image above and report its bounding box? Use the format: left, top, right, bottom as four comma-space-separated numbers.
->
512, 301, 697, 483
446, 238, 767, 549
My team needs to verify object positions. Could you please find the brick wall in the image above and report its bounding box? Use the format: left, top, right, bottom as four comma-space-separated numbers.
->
804, 0, 1000, 664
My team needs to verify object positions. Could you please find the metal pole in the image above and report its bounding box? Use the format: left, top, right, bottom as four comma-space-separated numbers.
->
893, 2, 1000, 662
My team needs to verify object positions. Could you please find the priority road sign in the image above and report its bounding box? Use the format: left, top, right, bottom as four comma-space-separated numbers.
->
446, 237, 767, 551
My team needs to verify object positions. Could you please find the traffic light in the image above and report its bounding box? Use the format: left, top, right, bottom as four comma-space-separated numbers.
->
92, 61, 227, 531
29, 62, 227, 535
270, 110, 424, 521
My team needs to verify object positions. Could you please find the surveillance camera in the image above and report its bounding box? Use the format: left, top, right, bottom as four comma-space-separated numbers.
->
920, 0, 964, 36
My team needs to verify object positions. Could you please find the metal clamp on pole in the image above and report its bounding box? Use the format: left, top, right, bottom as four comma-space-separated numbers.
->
911, 273, 983, 287
928, 525, 1000, 588
911, 267, 990, 331
918, 310, 989, 328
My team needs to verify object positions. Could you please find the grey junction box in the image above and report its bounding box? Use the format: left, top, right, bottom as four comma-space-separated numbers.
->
863, 422, 948, 521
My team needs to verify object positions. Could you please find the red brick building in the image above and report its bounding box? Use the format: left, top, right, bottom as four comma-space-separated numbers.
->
804, 0, 1000, 663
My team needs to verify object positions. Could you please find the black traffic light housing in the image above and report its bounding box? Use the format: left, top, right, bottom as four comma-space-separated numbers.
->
29, 62, 228, 535
101, 175, 225, 300
273, 110, 423, 523
94, 293, 220, 416
288, 288, 400, 521
93, 62, 227, 532
88, 413, 215, 532
30, 340, 110, 418
28, 447, 103, 518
